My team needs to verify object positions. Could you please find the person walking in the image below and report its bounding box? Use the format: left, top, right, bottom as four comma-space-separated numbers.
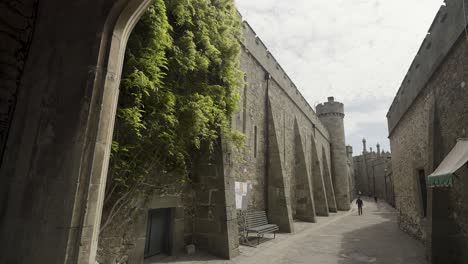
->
356, 197, 364, 216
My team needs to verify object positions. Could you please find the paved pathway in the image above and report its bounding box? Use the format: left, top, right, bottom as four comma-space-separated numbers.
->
147, 198, 427, 264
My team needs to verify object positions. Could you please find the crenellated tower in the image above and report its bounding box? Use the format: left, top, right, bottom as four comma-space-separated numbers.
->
316, 97, 351, 210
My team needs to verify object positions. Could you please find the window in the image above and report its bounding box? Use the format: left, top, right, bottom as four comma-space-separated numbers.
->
418, 169, 427, 217
242, 74, 247, 133
254, 126, 257, 158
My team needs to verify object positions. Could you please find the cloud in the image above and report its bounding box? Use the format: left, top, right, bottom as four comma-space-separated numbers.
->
235, 0, 443, 152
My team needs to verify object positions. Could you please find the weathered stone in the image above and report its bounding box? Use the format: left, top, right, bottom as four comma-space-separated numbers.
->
322, 148, 338, 212
311, 137, 329, 216
353, 141, 394, 205
292, 119, 316, 222
0, 3, 354, 263
387, 1, 468, 262
317, 97, 350, 211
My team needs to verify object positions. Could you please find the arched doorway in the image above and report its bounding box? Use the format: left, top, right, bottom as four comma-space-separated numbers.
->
0, 0, 154, 263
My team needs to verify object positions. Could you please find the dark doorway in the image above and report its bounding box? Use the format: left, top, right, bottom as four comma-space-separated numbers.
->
418, 169, 427, 217
144, 208, 171, 258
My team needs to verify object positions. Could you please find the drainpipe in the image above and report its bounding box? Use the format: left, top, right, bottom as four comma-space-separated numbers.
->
265, 72, 271, 212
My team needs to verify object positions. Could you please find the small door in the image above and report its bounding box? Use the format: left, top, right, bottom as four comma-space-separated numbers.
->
144, 208, 170, 258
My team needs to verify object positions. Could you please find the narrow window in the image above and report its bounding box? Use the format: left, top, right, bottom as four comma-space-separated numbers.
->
242, 74, 248, 133
254, 126, 257, 158
418, 169, 427, 217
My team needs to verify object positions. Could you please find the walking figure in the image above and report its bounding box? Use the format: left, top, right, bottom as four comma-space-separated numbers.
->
356, 197, 364, 216
374, 196, 378, 203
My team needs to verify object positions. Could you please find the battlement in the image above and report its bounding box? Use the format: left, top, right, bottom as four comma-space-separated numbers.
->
239, 18, 330, 140
316, 96, 345, 117
387, 0, 468, 135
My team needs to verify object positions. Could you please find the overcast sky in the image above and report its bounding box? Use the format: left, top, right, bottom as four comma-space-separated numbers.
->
235, 0, 443, 155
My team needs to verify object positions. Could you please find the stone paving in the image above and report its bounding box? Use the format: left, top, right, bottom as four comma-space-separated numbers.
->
146, 198, 427, 264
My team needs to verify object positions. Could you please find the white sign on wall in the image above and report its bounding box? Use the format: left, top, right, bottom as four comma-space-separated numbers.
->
235, 181, 249, 210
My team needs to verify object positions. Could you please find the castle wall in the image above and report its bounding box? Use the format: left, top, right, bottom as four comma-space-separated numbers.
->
97, 15, 349, 262
387, 0, 468, 134
231, 47, 269, 211
230, 19, 344, 229
353, 151, 392, 201
0, 3, 353, 261
387, 0, 468, 261
354, 155, 370, 195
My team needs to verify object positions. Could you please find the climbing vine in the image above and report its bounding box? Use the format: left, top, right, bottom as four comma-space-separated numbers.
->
101, 0, 244, 231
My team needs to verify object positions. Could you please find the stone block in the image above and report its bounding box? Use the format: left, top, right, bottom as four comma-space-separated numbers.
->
174, 207, 184, 219
194, 219, 220, 234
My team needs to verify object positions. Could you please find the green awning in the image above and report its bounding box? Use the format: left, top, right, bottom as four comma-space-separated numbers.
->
427, 173, 453, 187
427, 138, 468, 188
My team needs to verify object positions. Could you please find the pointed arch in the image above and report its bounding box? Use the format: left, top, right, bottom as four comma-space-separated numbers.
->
322, 146, 337, 212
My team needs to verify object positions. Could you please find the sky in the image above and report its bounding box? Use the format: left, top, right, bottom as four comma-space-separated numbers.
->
235, 0, 444, 155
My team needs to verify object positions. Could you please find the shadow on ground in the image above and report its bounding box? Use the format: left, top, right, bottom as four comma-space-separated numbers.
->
144, 251, 221, 263
338, 203, 427, 264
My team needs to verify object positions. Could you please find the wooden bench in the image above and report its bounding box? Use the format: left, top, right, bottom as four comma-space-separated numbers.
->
245, 211, 279, 245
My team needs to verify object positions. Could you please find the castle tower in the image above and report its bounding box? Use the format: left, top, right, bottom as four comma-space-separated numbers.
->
316, 97, 350, 210
346, 145, 353, 160
362, 138, 367, 154
377, 143, 381, 156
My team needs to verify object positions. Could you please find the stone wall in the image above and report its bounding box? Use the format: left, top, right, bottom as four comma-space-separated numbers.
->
97, 195, 187, 263
0, 3, 352, 262
387, 0, 468, 134
387, 0, 468, 262
231, 46, 269, 211
390, 84, 432, 241
96, 15, 348, 263
232, 19, 343, 227
97, 138, 239, 263
0, 0, 39, 164
354, 155, 369, 196
384, 162, 395, 207
0, 0, 140, 262
346, 146, 356, 201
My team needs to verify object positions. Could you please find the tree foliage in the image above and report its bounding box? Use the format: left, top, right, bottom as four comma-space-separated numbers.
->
102, 0, 244, 230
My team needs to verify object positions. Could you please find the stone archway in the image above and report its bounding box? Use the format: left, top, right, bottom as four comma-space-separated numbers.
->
0, 0, 154, 263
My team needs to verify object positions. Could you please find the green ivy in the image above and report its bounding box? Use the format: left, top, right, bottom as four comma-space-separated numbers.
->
102, 0, 244, 227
